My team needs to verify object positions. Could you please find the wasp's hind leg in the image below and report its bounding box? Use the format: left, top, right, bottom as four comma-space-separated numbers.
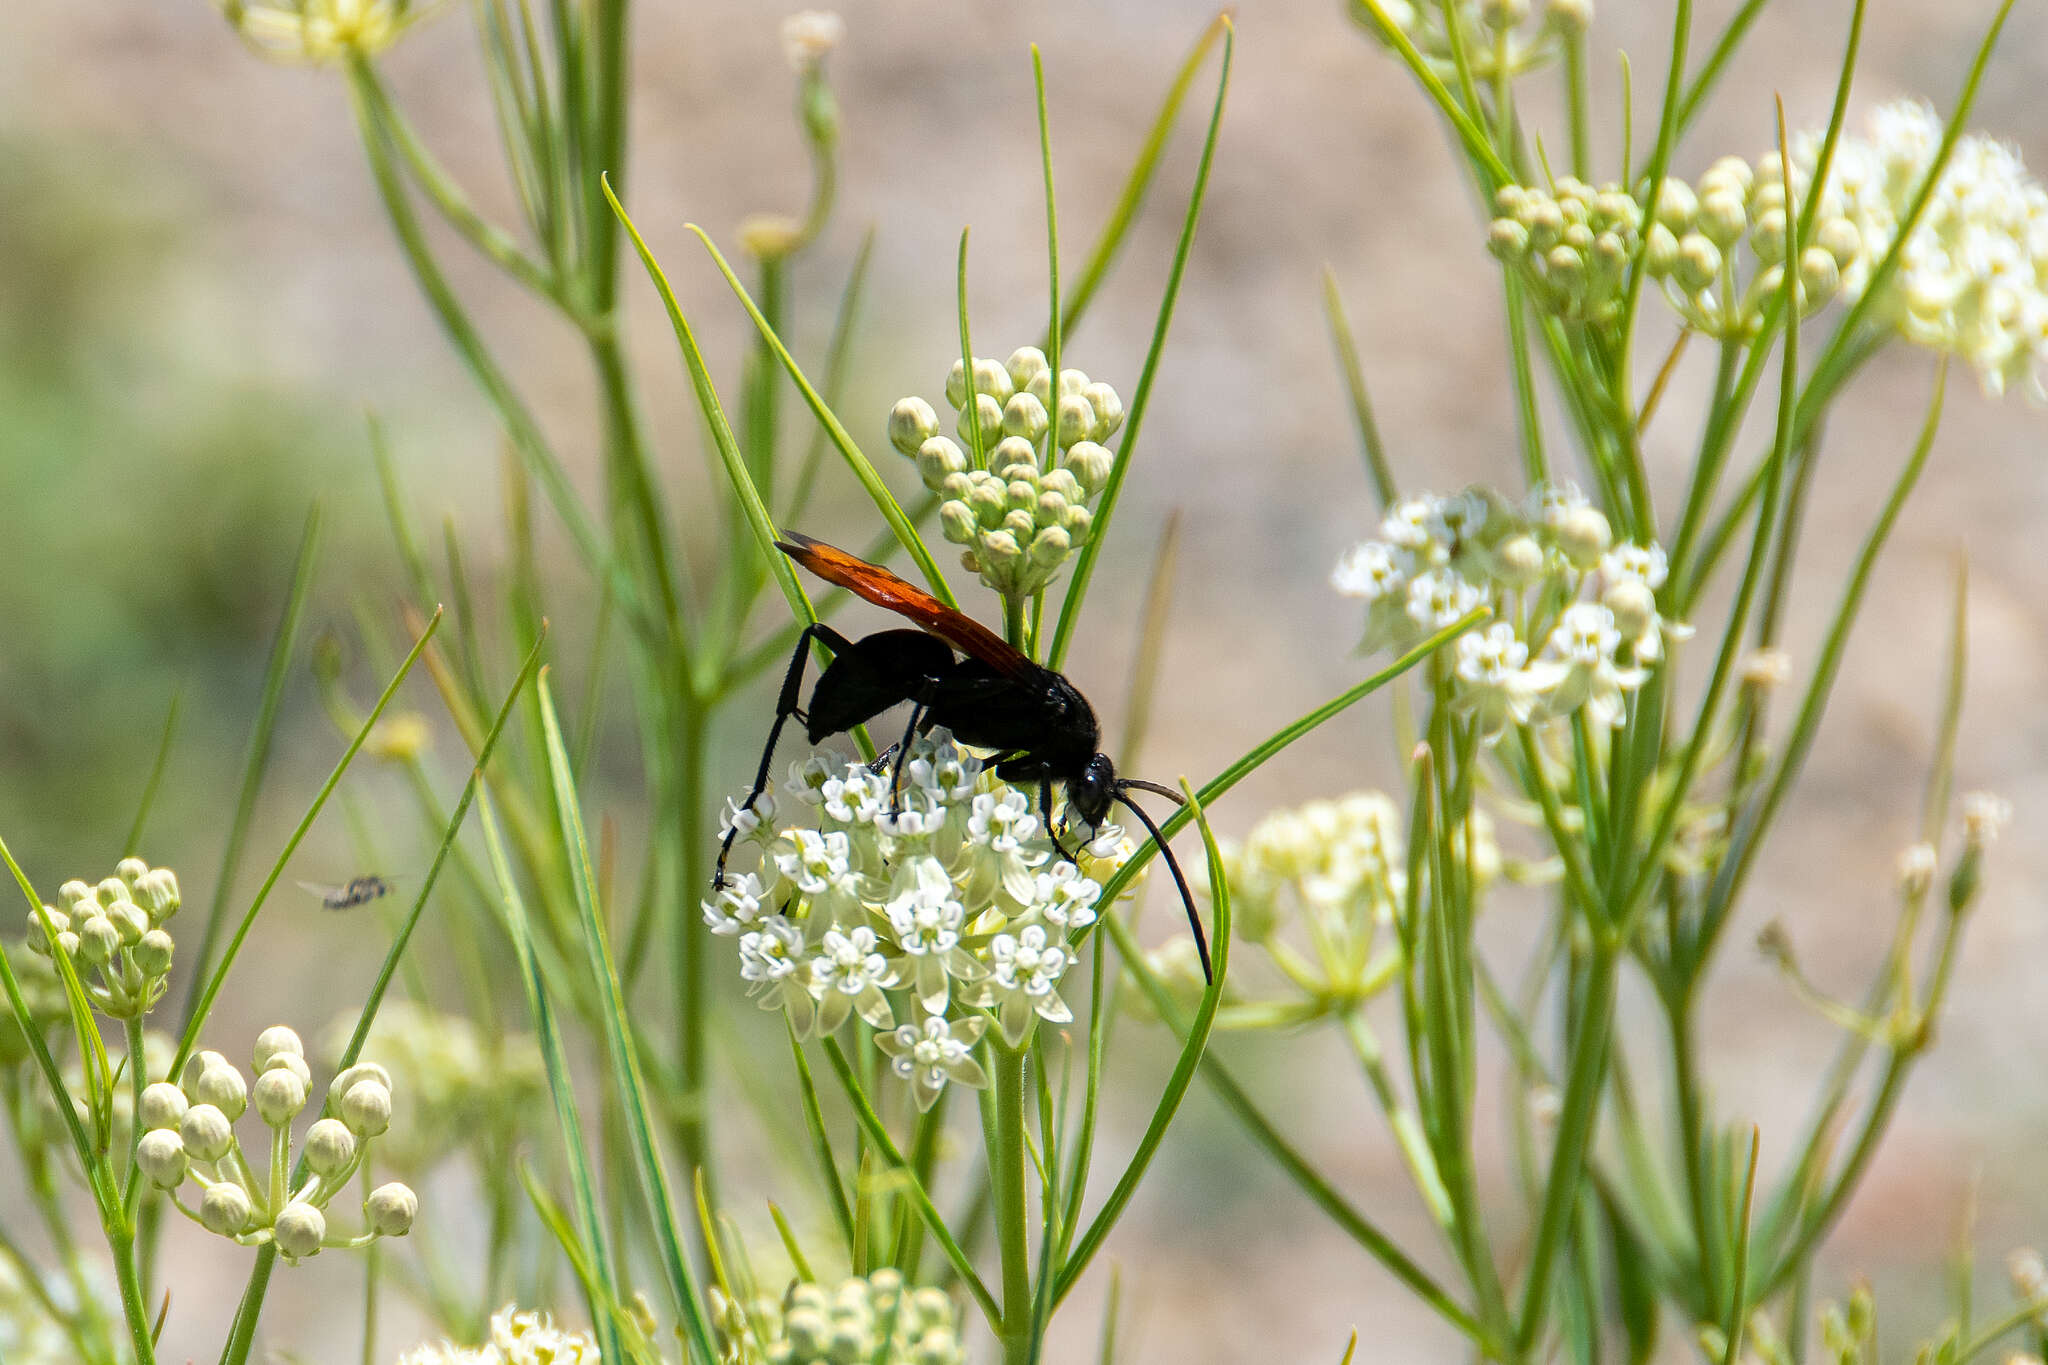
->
714, 623, 856, 889
1039, 775, 1083, 865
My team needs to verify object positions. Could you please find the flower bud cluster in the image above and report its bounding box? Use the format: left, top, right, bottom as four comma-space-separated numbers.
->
1809, 99, 2048, 399
709, 729, 1138, 1107
1489, 179, 1644, 324
22, 859, 181, 1019
888, 347, 1123, 600
1638, 154, 1861, 339
1332, 484, 1692, 740
1360, 0, 1590, 82
1227, 793, 1407, 951
711, 1269, 965, 1365
396, 1303, 601, 1365
213, 0, 428, 65
139, 1025, 416, 1263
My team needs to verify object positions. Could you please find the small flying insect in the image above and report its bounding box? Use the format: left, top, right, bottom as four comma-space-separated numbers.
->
715, 531, 1212, 981
296, 876, 396, 911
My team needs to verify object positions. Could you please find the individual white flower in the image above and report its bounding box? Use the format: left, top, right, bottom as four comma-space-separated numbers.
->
1405, 567, 1486, 633
774, 828, 868, 925
876, 1013, 989, 1111
1380, 497, 1442, 557
739, 916, 817, 1033
820, 767, 888, 828
1963, 791, 2012, 848
811, 927, 898, 1033
702, 870, 772, 936
1451, 622, 1560, 740
906, 734, 984, 804
1538, 603, 1647, 727
882, 860, 977, 1012
1332, 540, 1408, 601
970, 926, 1074, 1047
1598, 541, 1669, 589
781, 754, 841, 808
958, 790, 1049, 908
1026, 862, 1101, 931
719, 790, 776, 845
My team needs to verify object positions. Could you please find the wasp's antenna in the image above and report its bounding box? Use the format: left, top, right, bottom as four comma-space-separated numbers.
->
1116, 777, 1187, 808
1113, 790, 1212, 984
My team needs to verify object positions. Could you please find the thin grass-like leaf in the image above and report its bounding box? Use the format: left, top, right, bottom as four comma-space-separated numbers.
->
536, 676, 720, 1360
786, 1020, 857, 1252
179, 505, 321, 1025
1321, 268, 1398, 506
1053, 783, 1230, 1303
124, 689, 182, 858
1048, 21, 1232, 670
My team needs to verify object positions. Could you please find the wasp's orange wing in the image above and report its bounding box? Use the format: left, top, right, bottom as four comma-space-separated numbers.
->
777, 531, 1033, 677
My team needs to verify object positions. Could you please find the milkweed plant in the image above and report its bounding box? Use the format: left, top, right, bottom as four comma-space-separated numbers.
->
1, 0, 2043, 1362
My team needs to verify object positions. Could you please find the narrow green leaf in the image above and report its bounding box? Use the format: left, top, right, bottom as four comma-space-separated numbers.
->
124, 689, 182, 858
1321, 268, 1398, 506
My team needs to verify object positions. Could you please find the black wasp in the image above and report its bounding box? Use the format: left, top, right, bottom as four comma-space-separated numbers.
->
713, 531, 1211, 981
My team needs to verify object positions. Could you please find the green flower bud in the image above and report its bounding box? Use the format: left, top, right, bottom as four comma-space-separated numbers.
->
1560, 222, 1595, 254
1024, 366, 1052, 406
57, 880, 93, 911
184, 1049, 229, 1097
1653, 178, 1696, 231
1035, 488, 1070, 524
944, 358, 968, 408
78, 915, 119, 965
116, 857, 150, 889
1643, 223, 1680, 276
1696, 190, 1748, 248
1004, 480, 1038, 513
1001, 391, 1049, 444
1064, 440, 1114, 495
908, 1286, 952, 1327
1493, 533, 1548, 586
1700, 155, 1753, 198
273, 1201, 326, 1260
106, 900, 147, 945
1675, 233, 1722, 293
304, 1117, 357, 1176
330, 1061, 392, 1097
140, 1081, 188, 1131
1001, 510, 1037, 544
264, 1052, 311, 1086
889, 397, 940, 457
1554, 505, 1613, 567
340, 1078, 393, 1137
1816, 215, 1861, 268
1603, 578, 1656, 640
965, 476, 1007, 525
915, 436, 968, 491
737, 213, 804, 262
96, 878, 128, 907
956, 393, 1004, 451
1028, 526, 1071, 567
1039, 468, 1082, 503
1521, 196, 1565, 245
990, 436, 1039, 477
1488, 216, 1530, 261
1589, 230, 1631, 277
253, 1068, 308, 1127
194, 1061, 248, 1119
1798, 246, 1841, 308
133, 930, 174, 978
1054, 393, 1094, 450
1056, 367, 1088, 398
971, 356, 1013, 402
1481, 0, 1526, 29
1082, 381, 1123, 439
937, 470, 971, 502
939, 500, 979, 545
200, 1181, 253, 1237
1751, 207, 1788, 265
134, 869, 180, 923
1005, 345, 1049, 389
252, 1025, 304, 1074
1545, 244, 1586, 292
180, 1103, 236, 1162
25, 906, 66, 954
366, 1181, 418, 1236
978, 530, 1022, 567
1060, 504, 1093, 541
54, 932, 79, 958
137, 1128, 188, 1190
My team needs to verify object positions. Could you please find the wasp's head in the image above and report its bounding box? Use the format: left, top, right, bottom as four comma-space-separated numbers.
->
1067, 753, 1119, 828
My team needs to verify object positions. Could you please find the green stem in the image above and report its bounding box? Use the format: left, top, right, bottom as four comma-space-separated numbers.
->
992, 1044, 1034, 1365
673, 700, 713, 1196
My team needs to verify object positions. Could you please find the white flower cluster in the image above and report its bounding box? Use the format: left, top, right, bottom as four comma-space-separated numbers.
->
321, 1001, 544, 1173
1489, 179, 1645, 324
1226, 793, 1407, 948
214, 0, 427, 64
1333, 485, 1690, 740
395, 1304, 601, 1365
888, 347, 1122, 600
0, 1255, 69, 1365
711, 1269, 965, 1365
1360, 0, 1590, 80
708, 729, 1134, 1107
1640, 154, 1862, 338
22, 859, 180, 1020
1811, 99, 2048, 398
137, 1026, 416, 1263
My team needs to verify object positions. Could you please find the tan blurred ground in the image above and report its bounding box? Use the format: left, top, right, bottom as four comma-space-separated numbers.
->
4, 0, 2048, 1360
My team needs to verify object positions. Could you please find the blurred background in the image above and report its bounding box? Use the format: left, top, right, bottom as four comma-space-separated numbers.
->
3, 0, 2047, 1359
